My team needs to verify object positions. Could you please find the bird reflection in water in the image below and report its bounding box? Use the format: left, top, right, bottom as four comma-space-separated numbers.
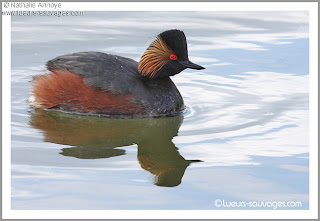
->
29, 110, 201, 187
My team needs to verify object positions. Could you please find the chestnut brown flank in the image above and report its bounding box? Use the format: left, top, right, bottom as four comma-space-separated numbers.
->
31, 70, 145, 115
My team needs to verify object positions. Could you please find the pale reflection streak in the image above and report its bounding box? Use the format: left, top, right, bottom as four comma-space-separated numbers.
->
173, 71, 308, 166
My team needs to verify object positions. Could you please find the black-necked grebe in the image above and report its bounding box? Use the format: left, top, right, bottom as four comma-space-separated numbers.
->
29, 29, 205, 117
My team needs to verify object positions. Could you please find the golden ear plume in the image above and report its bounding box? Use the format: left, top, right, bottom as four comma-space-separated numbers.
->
138, 37, 174, 78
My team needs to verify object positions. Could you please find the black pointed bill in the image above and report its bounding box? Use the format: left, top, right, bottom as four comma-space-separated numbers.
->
179, 60, 205, 70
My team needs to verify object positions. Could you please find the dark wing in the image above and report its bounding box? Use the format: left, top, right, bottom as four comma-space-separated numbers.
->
46, 51, 141, 95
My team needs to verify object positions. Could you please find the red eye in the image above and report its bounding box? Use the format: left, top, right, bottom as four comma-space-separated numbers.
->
170, 54, 177, 60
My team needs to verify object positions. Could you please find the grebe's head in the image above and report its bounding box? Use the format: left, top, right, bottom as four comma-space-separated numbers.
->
138, 29, 205, 79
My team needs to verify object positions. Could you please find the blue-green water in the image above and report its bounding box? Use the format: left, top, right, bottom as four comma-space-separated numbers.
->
11, 11, 309, 210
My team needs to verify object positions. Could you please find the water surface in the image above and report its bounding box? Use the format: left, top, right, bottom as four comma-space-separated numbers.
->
11, 11, 309, 210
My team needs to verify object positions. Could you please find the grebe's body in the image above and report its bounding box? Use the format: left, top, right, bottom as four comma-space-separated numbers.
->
30, 30, 204, 117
